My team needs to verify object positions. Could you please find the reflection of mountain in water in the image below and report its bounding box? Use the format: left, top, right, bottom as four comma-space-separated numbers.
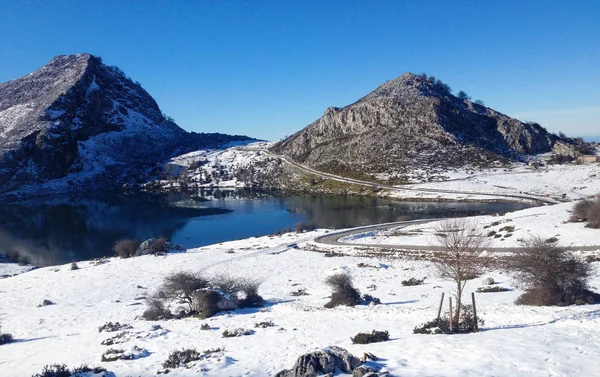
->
283, 196, 529, 229
0, 193, 231, 266
0, 190, 532, 267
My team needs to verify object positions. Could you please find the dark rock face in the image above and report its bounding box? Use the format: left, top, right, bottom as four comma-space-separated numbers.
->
271, 73, 571, 182
0, 54, 252, 196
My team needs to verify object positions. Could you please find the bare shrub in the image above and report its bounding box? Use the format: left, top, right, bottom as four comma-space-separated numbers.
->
255, 320, 275, 328
142, 299, 171, 321
324, 273, 361, 308
222, 328, 254, 337
150, 237, 169, 254
162, 348, 202, 369
237, 279, 264, 308
70, 262, 79, 270
477, 286, 510, 293
162, 272, 209, 312
113, 239, 140, 258
351, 330, 389, 344
571, 196, 600, 228
32, 364, 110, 377
98, 322, 133, 333
0, 320, 13, 346
402, 277, 425, 286
432, 218, 490, 322
211, 275, 240, 295
511, 237, 600, 306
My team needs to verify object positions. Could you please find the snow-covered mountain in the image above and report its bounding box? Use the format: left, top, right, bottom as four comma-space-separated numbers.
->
0, 54, 253, 197
271, 73, 574, 183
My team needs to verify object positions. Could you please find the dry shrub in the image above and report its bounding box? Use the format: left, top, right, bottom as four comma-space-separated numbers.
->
162, 271, 209, 312
113, 239, 140, 258
150, 237, 169, 253
351, 330, 389, 344
511, 237, 600, 306
324, 273, 361, 308
237, 279, 264, 308
142, 299, 171, 321
162, 349, 202, 369
402, 277, 425, 286
570, 197, 600, 228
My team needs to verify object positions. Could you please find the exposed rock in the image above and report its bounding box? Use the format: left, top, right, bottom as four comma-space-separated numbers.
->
482, 277, 495, 285
275, 346, 361, 377
0, 54, 253, 198
271, 73, 574, 183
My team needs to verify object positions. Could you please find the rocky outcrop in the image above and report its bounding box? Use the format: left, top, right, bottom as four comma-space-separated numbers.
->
0, 54, 253, 197
275, 346, 362, 377
271, 73, 573, 182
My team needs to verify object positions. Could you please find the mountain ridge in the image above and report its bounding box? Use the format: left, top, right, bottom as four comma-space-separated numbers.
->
271, 72, 573, 183
0, 53, 253, 197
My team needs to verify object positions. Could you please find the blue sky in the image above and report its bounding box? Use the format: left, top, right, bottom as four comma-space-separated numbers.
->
1, 1, 598, 140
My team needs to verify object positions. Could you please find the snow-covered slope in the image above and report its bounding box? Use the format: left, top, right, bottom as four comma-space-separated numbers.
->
1, 204, 600, 376
0, 54, 253, 197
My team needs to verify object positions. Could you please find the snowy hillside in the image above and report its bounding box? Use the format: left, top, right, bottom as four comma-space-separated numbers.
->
1, 203, 600, 376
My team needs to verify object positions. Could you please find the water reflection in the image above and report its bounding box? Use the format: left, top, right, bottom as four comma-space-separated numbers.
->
0, 190, 531, 266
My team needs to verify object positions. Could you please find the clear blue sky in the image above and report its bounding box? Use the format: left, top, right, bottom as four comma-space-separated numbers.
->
1, 1, 599, 140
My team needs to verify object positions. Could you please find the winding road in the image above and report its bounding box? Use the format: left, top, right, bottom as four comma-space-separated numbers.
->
313, 219, 600, 252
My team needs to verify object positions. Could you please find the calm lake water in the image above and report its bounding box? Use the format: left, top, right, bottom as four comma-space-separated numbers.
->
0, 190, 531, 266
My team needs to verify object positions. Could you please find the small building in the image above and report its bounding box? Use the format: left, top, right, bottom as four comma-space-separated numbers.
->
577, 155, 600, 164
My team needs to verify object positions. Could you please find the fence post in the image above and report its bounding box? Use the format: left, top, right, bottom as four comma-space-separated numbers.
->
436, 292, 445, 323
471, 292, 478, 332
448, 296, 453, 333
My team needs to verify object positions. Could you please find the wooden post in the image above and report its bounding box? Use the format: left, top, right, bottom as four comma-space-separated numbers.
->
448, 296, 453, 333
471, 292, 479, 332
436, 293, 445, 323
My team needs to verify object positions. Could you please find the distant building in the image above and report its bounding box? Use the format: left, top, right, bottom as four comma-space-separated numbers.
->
577, 155, 600, 163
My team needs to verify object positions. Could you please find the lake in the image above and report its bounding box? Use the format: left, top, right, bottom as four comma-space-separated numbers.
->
0, 190, 531, 266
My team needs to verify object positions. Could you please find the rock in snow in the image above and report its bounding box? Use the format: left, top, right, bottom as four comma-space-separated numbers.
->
275, 346, 362, 377
0, 54, 253, 198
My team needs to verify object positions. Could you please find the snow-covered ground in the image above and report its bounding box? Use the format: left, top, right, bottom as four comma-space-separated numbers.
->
2, 202, 600, 376
150, 142, 276, 189
405, 164, 600, 202
341, 201, 600, 249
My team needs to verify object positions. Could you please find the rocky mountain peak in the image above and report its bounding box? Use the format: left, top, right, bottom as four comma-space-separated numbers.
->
272, 73, 572, 183
0, 54, 252, 198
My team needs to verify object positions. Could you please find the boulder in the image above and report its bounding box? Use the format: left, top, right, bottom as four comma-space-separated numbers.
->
482, 277, 495, 285
275, 346, 361, 377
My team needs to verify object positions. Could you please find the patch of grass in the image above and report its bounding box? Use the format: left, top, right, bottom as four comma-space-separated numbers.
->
101, 348, 124, 362
402, 277, 425, 286
290, 289, 309, 296
477, 286, 511, 293
255, 320, 275, 328
499, 225, 515, 232
351, 330, 390, 344
98, 322, 133, 333
222, 328, 254, 337
162, 349, 202, 369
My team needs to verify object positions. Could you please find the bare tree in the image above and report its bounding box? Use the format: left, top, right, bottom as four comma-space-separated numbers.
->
433, 218, 490, 322
510, 237, 597, 305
